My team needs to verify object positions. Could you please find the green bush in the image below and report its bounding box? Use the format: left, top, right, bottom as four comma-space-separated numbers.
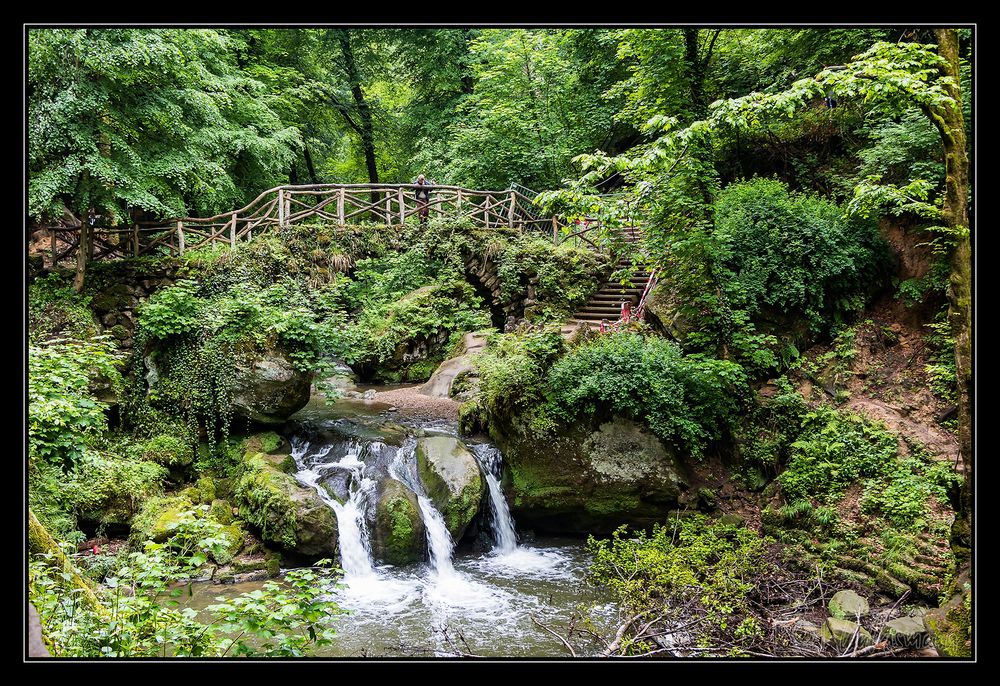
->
545, 332, 747, 456
713, 178, 889, 332
125, 434, 193, 467
67, 454, 168, 526
476, 328, 564, 420
587, 514, 771, 655
28, 273, 100, 344
29, 336, 121, 469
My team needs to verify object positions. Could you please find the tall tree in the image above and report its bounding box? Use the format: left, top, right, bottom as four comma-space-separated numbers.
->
333, 29, 379, 187
28, 29, 299, 289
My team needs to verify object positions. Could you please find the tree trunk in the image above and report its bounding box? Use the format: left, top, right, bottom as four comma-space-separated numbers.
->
28, 509, 104, 614
683, 29, 708, 119
73, 221, 89, 293
337, 30, 379, 205
304, 143, 319, 184
928, 28, 971, 561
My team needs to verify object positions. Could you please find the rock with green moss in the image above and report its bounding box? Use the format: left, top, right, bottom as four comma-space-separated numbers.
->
829, 589, 870, 620
245, 432, 285, 455
372, 478, 426, 565
210, 499, 234, 525
233, 450, 337, 557
416, 437, 484, 540
131, 434, 193, 468
232, 344, 313, 424
819, 617, 873, 648
130, 495, 195, 544
492, 416, 688, 535
923, 568, 971, 657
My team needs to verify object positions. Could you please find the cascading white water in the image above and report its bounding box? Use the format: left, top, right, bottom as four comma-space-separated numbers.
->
471, 444, 518, 554
387, 441, 456, 578
416, 495, 457, 578
290, 437, 376, 578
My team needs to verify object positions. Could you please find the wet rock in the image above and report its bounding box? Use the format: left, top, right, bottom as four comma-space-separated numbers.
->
416, 436, 484, 540
372, 478, 426, 565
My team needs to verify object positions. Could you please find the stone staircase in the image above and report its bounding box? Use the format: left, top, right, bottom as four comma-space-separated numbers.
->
561, 227, 651, 337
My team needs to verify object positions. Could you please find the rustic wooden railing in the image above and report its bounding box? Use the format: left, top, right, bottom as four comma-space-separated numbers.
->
37, 183, 639, 265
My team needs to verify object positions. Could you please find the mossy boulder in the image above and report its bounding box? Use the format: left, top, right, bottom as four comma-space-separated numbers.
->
416, 436, 484, 540
372, 478, 426, 565
233, 450, 338, 558
820, 617, 873, 648
884, 616, 929, 647
232, 344, 313, 424
492, 416, 688, 535
828, 589, 870, 620
923, 568, 971, 657
644, 285, 694, 343
129, 495, 245, 565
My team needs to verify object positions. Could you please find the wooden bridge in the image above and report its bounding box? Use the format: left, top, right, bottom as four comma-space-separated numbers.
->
40, 183, 621, 265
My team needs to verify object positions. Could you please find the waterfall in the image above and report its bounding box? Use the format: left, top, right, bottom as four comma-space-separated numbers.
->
388, 441, 456, 577
291, 437, 377, 579
471, 444, 518, 554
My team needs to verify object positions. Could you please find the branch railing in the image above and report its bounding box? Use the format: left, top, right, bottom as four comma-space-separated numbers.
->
35, 183, 640, 265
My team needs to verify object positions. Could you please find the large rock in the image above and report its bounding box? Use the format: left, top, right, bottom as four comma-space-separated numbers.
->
232, 344, 313, 424
820, 617, 873, 648
884, 616, 929, 648
130, 494, 245, 565
233, 447, 338, 558
828, 589, 870, 619
492, 416, 688, 535
923, 568, 971, 657
372, 478, 426, 565
420, 332, 487, 401
416, 437, 484, 540
644, 285, 693, 343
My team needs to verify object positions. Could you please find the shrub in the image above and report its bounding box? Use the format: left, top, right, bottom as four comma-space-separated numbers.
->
545, 332, 747, 456
713, 178, 889, 331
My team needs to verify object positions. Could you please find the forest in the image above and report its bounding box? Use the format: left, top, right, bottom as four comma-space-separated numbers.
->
25, 26, 973, 660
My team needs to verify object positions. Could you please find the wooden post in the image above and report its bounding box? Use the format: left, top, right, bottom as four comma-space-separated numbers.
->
398, 187, 405, 225
483, 195, 490, 229
457, 189, 463, 216
176, 220, 185, 256
284, 192, 291, 226
385, 190, 392, 225
133, 224, 139, 257
277, 189, 285, 226
552, 216, 559, 245
230, 212, 237, 250
508, 191, 516, 228
337, 187, 345, 225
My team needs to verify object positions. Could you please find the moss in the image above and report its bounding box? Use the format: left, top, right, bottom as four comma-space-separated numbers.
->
246, 431, 285, 455
212, 524, 245, 565
277, 454, 298, 474
130, 495, 195, 544
924, 571, 971, 657
233, 452, 298, 549
265, 550, 282, 577
194, 476, 217, 504
405, 358, 442, 382
210, 499, 234, 525
28, 510, 104, 614
131, 434, 193, 468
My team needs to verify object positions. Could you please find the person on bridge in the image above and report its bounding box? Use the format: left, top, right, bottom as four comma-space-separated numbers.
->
415, 174, 432, 226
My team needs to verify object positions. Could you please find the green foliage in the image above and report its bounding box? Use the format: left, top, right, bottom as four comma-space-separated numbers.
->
124, 434, 193, 468
475, 329, 564, 420
67, 454, 168, 526
545, 332, 747, 456
776, 407, 959, 532
735, 377, 808, 487
28, 336, 122, 469
28, 274, 99, 344
139, 279, 200, 339
713, 178, 888, 332
28, 28, 299, 223
587, 514, 771, 654
496, 235, 606, 321
30, 507, 342, 658
206, 563, 344, 657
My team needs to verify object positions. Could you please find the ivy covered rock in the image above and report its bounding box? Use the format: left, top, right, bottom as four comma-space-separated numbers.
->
233, 448, 337, 558
416, 436, 484, 540
372, 478, 426, 565
232, 344, 313, 424
493, 416, 689, 535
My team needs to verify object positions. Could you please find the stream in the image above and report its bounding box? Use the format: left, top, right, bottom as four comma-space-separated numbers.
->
184, 395, 613, 657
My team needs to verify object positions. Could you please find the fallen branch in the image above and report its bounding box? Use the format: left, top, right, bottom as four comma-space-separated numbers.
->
531, 615, 577, 657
